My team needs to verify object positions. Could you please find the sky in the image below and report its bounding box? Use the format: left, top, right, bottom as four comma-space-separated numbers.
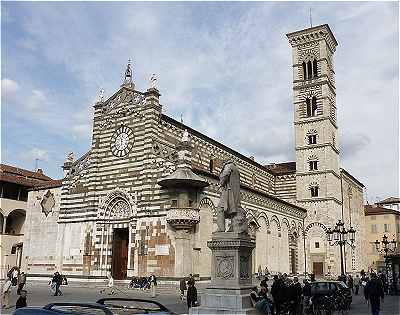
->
1, 1, 398, 203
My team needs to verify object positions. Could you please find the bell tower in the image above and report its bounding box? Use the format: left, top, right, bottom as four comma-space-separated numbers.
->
287, 24, 343, 275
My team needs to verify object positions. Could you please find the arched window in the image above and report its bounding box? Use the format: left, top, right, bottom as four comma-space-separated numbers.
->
311, 96, 317, 116
310, 186, 319, 197
302, 62, 307, 80
209, 159, 214, 173
306, 98, 312, 117
307, 60, 312, 79
313, 59, 318, 78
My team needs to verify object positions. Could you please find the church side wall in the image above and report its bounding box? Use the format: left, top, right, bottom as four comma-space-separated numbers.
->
24, 187, 62, 275
341, 171, 367, 273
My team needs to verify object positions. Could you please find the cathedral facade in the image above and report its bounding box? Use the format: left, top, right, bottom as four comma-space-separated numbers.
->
23, 24, 366, 281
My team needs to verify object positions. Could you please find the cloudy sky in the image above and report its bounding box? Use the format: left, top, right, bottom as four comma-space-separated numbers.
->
1, 1, 398, 202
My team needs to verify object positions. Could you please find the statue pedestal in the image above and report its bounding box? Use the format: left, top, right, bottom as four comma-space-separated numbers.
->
190, 232, 257, 315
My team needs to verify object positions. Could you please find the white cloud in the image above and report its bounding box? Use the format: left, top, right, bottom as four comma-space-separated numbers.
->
2, 2, 398, 200
26, 89, 46, 111
22, 148, 49, 162
1, 78, 19, 100
72, 123, 92, 140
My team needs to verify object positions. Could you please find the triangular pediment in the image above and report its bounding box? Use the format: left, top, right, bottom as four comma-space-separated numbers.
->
95, 86, 147, 117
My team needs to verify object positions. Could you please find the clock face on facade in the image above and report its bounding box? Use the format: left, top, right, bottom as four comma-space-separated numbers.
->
110, 126, 133, 157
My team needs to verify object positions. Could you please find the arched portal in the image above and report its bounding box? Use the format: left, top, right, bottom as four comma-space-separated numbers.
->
5, 209, 26, 234
97, 189, 136, 280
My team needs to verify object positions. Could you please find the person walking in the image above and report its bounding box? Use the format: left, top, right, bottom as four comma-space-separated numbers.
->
179, 277, 187, 301
348, 275, 354, 293
187, 274, 195, 287
17, 271, 26, 295
290, 277, 303, 315
16, 290, 27, 309
364, 273, 385, 315
186, 281, 198, 309
149, 274, 157, 298
1, 279, 12, 309
100, 272, 115, 295
12, 268, 19, 286
52, 272, 63, 296
354, 274, 361, 295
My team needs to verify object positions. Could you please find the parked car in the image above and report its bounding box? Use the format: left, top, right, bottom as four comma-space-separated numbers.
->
13, 298, 176, 315
310, 280, 352, 308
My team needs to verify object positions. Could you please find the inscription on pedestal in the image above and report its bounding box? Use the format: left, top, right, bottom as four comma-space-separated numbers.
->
216, 255, 234, 279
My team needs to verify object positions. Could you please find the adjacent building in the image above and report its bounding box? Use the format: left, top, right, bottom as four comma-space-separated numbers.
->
0, 164, 53, 279
22, 23, 367, 281
365, 201, 400, 272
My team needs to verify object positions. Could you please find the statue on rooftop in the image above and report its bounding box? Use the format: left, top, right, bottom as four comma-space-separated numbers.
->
216, 160, 248, 233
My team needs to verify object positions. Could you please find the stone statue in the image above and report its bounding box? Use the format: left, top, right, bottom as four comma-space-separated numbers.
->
98, 88, 105, 102
66, 152, 75, 163
216, 160, 248, 233
149, 73, 157, 89
182, 129, 189, 142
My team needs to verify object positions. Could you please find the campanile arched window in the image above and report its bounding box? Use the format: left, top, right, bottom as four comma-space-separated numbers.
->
313, 59, 318, 78
307, 60, 312, 79
311, 96, 317, 116
302, 62, 307, 80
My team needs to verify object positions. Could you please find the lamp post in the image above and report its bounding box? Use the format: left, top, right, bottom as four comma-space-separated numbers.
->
326, 220, 356, 277
374, 234, 397, 291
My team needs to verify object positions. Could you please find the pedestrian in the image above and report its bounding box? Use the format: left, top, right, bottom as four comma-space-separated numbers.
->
149, 273, 157, 298
264, 266, 270, 277
17, 271, 27, 295
12, 268, 19, 286
250, 286, 273, 315
258, 265, 263, 280
1, 279, 12, 309
260, 276, 268, 290
186, 281, 198, 309
187, 273, 195, 287
354, 274, 361, 295
290, 277, 303, 315
364, 273, 384, 315
101, 272, 115, 295
348, 274, 354, 293
52, 272, 63, 296
16, 290, 27, 309
180, 277, 187, 301
271, 275, 286, 314
302, 279, 312, 312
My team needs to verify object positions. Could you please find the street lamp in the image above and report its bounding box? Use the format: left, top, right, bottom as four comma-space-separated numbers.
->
374, 234, 397, 291
326, 220, 356, 277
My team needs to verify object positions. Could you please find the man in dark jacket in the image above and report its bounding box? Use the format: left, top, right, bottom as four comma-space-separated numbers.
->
271, 275, 286, 314
364, 273, 384, 315
290, 277, 303, 315
187, 281, 197, 309
52, 272, 63, 296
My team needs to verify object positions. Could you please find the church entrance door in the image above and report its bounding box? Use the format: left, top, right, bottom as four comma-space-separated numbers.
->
112, 228, 129, 280
313, 262, 324, 277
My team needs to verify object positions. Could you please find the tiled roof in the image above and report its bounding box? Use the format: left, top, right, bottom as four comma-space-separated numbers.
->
364, 205, 400, 216
29, 179, 63, 191
264, 162, 296, 175
377, 197, 400, 205
0, 163, 52, 188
